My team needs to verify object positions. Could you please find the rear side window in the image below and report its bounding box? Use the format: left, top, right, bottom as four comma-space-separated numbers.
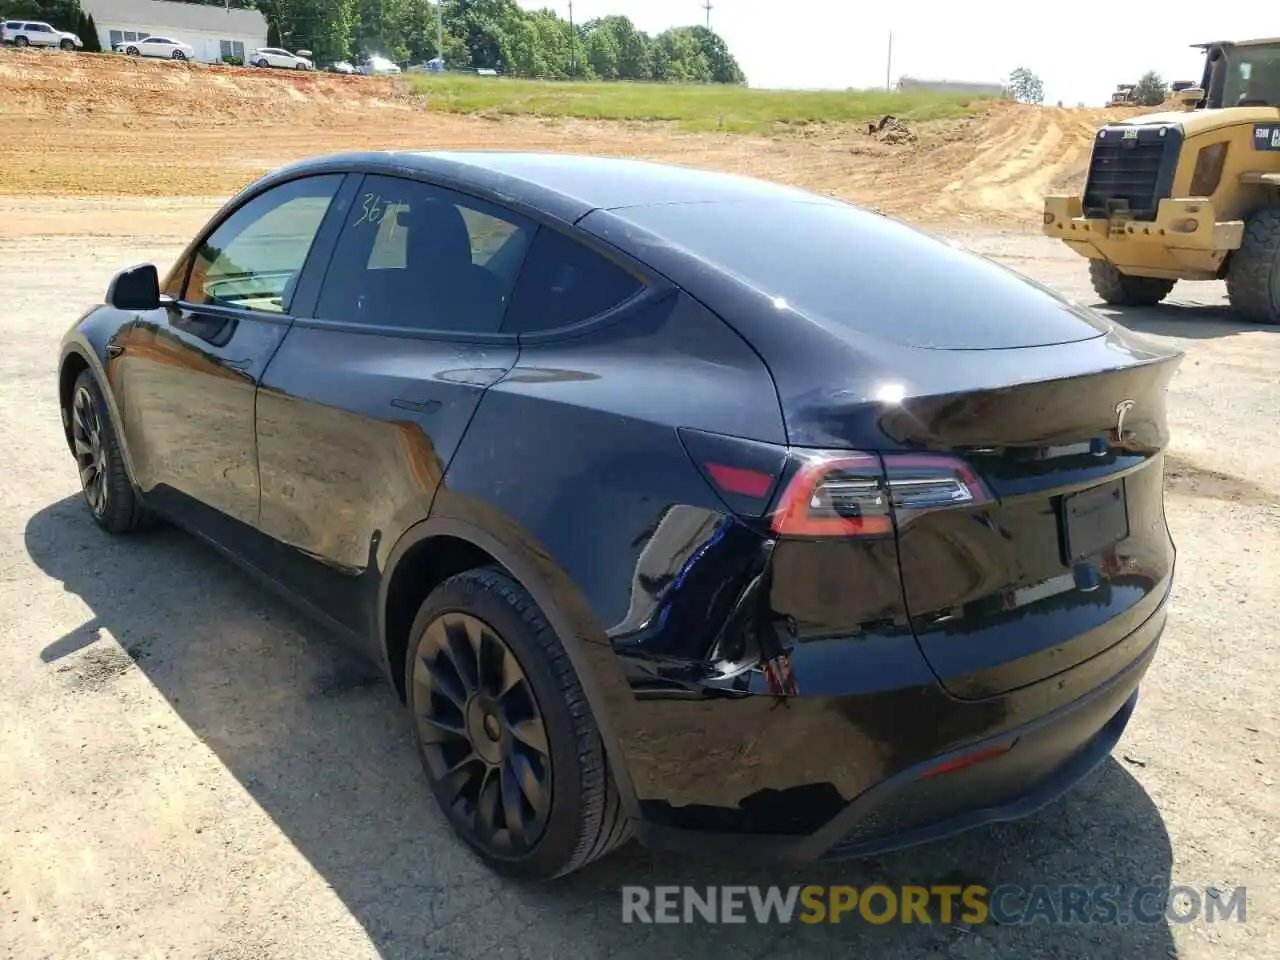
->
502, 227, 644, 334
314, 174, 533, 334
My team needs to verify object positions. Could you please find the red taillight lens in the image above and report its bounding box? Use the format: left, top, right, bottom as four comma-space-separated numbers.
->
770, 450, 991, 538
771, 453, 892, 537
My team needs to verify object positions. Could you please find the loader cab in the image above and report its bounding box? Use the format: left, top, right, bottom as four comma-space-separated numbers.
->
1192, 38, 1280, 109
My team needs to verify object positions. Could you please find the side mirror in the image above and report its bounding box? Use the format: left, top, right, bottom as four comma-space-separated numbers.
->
1174, 87, 1205, 109
105, 263, 161, 310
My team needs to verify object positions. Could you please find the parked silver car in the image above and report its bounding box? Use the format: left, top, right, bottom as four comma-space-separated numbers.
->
356, 55, 400, 75
1, 20, 82, 50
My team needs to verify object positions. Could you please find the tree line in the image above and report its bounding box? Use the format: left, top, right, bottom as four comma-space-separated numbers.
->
5, 0, 747, 83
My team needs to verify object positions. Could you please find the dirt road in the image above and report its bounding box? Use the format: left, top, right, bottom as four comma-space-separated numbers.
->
1, 204, 1278, 959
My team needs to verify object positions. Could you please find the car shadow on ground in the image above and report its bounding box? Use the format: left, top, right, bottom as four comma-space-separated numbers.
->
1101, 300, 1274, 341
26, 495, 1178, 959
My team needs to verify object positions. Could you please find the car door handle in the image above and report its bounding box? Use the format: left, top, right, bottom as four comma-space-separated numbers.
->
225, 358, 253, 371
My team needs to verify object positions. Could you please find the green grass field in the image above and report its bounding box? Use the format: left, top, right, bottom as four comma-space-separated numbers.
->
404, 73, 995, 133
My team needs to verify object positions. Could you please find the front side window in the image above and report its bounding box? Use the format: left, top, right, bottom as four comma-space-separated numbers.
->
314, 175, 533, 334
184, 174, 342, 314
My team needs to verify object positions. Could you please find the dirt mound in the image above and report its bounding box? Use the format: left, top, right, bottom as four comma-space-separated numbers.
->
836, 101, 1143, 223
0, 47, 408, 124
867, 114, 917, 144
0, 47, 1144, 226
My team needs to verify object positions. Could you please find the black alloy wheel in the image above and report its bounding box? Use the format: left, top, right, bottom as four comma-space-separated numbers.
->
413, 610, 552, 857
406, 567, 633, 880
72, 382, 108, 520
69, 369, 151, 534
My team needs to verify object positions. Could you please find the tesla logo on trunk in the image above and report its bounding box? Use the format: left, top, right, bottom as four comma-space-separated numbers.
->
1114, 399, 1136, 439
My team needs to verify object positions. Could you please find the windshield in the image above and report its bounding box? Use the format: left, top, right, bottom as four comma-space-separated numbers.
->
1223, 43, 1280, 107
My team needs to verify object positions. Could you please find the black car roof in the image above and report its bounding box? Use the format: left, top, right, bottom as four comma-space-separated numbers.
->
261, 150, 839, 224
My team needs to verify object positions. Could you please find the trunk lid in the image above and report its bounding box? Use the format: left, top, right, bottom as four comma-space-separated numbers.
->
886, 355, 1179, 697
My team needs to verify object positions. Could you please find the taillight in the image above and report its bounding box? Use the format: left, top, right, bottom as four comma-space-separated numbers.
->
771, 450, 991, 538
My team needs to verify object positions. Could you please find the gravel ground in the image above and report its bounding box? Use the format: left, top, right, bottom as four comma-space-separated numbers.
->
1, 213, 1278, 959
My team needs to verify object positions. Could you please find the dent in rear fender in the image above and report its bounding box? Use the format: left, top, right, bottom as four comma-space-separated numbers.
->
433, 292, 788, 800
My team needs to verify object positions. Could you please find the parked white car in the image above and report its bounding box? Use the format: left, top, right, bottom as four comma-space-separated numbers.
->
115, 35, 196, 60
249, 47, 313, 70
1, 20, 83, 50
356, 56, 400, 76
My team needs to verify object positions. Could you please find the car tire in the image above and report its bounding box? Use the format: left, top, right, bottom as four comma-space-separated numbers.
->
70, 369, 151, 535
1225, 206, 1280, 324
126, 45, 138, 55
171, 49, 185, 60
256, 58, 269, 68
405, 566, 632, 881
59, 38, 73, 50
14, 35, 28, 47
1088, 259, 1175, 307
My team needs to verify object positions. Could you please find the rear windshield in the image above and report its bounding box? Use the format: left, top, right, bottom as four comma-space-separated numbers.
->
608, 201, 1109, 350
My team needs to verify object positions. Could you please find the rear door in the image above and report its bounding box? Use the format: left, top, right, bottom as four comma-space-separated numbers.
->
255, 172, 534, 615
113, 172, 344, 529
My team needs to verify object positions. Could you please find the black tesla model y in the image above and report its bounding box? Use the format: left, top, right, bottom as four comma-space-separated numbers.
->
58, 152, 1181, 880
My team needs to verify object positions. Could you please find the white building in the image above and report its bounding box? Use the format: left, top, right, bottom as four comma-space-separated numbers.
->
80, 0, 267, 64
897, 76, 1007, 97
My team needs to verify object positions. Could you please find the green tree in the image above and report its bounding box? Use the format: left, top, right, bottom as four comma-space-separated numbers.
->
583, 23, 619, 80
5, 0, 80, 30
592, 15, 650, 80
688, 25, 744, 84
267, 19, 281, 46
652, 27, 710, 82
1133, 70, 1168, 106
1006, 66, 1045, 104
78, 11, 103, 50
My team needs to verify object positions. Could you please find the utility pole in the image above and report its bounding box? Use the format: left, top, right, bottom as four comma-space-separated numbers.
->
885, 31, 893, 91
703, 0, 713, 30
568, 0, 575, 78
435, 0, 443, 65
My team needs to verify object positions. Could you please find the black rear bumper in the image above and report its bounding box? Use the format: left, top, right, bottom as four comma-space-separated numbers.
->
629, 601, 1164, 865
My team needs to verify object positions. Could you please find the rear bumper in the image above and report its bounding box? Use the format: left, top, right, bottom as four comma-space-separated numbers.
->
628, 598, 1166, 866
1042, 195, 1243, 280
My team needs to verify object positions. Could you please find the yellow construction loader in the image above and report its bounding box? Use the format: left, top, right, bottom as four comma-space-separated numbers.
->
1043, 38, 1280, 322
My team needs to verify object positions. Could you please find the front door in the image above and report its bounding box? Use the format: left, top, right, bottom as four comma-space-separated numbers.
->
114, 172, 345, 528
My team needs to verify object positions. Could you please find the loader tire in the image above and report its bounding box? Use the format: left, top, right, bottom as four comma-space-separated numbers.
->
1225, 206, 1280, 324
1088, 260, 1175, 307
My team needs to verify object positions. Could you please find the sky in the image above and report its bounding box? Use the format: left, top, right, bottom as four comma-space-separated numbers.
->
517, 0, 1276, 105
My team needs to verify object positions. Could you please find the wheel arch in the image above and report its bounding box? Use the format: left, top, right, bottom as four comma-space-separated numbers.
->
58, 340, 141, 487
378, 513, 641, 819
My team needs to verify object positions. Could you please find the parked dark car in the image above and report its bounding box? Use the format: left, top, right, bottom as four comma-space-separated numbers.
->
58, 151, 1181, 881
